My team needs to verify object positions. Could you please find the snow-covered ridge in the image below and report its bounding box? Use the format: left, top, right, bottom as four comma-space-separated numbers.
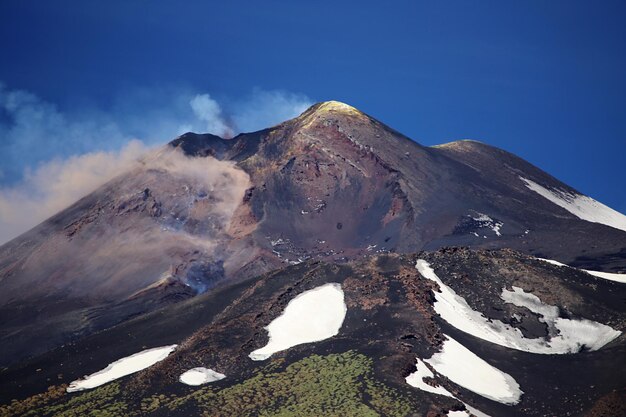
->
415, 260, 621, 354
67, 345, 177, 392
539, 258, 626, 284
520, 177, 626, 233
249, 283, 347, 361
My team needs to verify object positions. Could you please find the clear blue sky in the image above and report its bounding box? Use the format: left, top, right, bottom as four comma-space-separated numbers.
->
1, 1, 625, 212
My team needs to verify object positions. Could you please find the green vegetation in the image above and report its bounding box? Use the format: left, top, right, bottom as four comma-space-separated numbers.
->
165, 351, 416, 416
1, 383, 124, 417
1, 351, 421, 417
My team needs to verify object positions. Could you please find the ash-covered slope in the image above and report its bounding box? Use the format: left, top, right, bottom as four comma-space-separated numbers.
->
0, 100, 625, 368
0, 148, 259, 366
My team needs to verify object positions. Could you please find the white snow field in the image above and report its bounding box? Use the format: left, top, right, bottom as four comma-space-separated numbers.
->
179, 367, 226, 386
426, 335, 522, 405
248, 283, 347, 361
415, 260, 621, 354
67, 345, 177, 392
520, 177, 626, 232
538, 258, 626, 284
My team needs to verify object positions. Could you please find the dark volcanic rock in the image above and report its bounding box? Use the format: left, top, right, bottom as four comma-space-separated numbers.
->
1, 249, 624, 417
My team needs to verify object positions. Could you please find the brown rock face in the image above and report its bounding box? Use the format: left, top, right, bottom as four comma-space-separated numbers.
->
175, 100, 626, 272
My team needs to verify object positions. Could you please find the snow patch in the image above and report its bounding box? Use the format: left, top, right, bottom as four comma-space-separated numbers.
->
426, 335, 522, 405
249, 283, 346, 360
585, 270, 626, 284
539, 258, 567, 267
501, 286, 558, 321
447, 411, 470, 417
406, 357, 492, 416
270, 238, 285, 247
520, 177, 626, 232
538, 258, 626, 284
502, 286, 621, 352
447, 407, 491, 417
405, 358, 454, 398
67, 345, 177, 392
179, 367, 226, 386
464, 404, 492, 417
416, 260, 621, 354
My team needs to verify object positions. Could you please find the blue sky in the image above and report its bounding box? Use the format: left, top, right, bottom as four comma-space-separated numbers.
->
1, 1, 625, 234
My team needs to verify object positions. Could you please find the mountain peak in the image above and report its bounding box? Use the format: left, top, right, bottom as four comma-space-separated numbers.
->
319, 100, 359, 111
432, 139, 486, 149
306, 100, 363, 117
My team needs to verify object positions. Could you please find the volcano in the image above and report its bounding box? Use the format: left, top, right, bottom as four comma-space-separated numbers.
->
1, 101, 625, 417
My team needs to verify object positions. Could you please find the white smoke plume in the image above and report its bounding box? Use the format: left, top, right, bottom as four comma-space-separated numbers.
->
0, 145, 254, 300
189, 94, 234, 138
0, 83, 312, 244
145, 147, 251, 227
